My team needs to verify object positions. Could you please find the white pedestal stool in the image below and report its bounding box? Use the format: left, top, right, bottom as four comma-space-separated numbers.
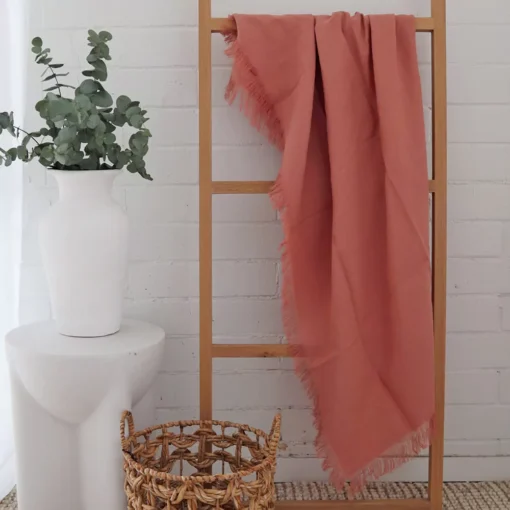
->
6, 319, 165, 510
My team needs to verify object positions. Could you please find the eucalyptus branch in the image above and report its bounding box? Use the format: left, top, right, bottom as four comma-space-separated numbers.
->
14, 126, 42, 146
48, 66, 63, 97
1, 30, 152, 179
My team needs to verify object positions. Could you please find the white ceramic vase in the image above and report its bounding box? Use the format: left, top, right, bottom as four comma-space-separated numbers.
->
39, 170, 129, 337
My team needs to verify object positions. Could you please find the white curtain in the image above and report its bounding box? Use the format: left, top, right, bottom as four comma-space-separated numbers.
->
0, 0, 25, 499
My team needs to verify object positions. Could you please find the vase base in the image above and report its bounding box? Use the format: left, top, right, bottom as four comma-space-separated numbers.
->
57, 326, 121, 338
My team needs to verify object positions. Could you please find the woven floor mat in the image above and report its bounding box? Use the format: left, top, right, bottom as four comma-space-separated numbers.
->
2, 482, 509, 509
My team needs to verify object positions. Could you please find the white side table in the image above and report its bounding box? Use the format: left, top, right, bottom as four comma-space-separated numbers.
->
6, 319, 165, 510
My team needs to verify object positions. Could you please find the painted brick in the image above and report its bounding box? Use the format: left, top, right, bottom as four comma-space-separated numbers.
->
444, 441, 500, 457
213, 195, 276, 222
447, 259, 510, 295
129, 224, 198, 261
126, 186, 198, 223
448, 26, 510, 64
498, 370, 510, 404
213, 299, 283, 335
447, 296, 500, 332
212, 68, 232, 107
149, 108, 198, 147
212, 145, 281, 182
448, 0, 510, 24
446, 371, 499, 405
213, 371, 309, 409
40, 0, 197, 28
281, 409, 316, 443
213, 224, 283, 260
213, 261, 278, 296
446, 333, 510, 371
505, 224, 510, 257
117, 148, 198, 186
109, 68, 197, 107
419, 64, 432, 106
213, 107, 269, 146
445, 406, 510, 440
128, 262, 198, 299
503, 298, 510, 331
161, 336, 198, 374
128, 260, 277, 298
448, 222, 503, 257
156, 373, 199, 408
448, 144, 510, 182
124, 299, 199, 336
448, 106, 510, 143
214, 0, 429, 17
448, 65, 510, 104
449, 184, 510, 220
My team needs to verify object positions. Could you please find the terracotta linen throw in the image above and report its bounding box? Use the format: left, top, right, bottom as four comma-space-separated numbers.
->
223, 12, 435, 492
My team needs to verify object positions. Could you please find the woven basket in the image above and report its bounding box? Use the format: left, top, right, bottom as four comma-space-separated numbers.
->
120, 411, 281, 510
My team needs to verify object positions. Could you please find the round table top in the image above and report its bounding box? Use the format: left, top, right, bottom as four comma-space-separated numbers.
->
5, 319, 165, 357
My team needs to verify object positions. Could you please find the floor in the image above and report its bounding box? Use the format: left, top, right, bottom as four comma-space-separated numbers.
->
2, 482, 509, 509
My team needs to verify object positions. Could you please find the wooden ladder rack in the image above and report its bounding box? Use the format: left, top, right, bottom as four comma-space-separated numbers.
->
198, 0, 447, 508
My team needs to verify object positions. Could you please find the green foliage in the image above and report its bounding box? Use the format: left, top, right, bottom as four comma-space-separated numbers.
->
0, 31, 152, 180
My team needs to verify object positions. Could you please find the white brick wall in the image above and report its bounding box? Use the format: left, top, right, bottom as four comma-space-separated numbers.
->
18, 0, 510, 481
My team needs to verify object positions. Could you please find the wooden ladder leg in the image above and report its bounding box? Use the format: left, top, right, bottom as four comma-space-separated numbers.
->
428, 0, 447, 508
199, 0, 213, 423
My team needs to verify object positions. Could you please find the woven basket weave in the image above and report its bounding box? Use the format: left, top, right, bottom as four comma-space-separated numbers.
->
120, 411, 281, 510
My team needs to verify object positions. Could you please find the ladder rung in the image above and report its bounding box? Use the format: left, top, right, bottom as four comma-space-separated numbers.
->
213, 180, 437, 194
210, 17, 435, 34
212, 344, 290, 358
212, 181, 273, 194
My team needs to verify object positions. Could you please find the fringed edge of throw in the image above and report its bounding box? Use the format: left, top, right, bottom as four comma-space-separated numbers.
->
222, 21, 433, 496
223, 18, 284, 150
342, 418, 434, 496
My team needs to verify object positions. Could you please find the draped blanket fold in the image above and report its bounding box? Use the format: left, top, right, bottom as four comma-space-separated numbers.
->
223, 12, 435, 493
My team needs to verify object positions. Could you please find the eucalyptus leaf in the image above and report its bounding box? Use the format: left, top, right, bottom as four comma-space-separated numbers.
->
104, 132, 116, 145
90, 90, 113, 108
99, 31, 113, 42
87, 114, 101, 129
55, 126, 78, 145
116, 95, 131, 113
88, 30, 101, 44
43, 72, 69, 82
0, 113, 10, 128
32, 37, 43, 47
17, 146, 28, 159
40, 146, 54, 161
125, 105, 141, 118
75, 94, 92, 110
129, 114, 145, 129
79, 79, 101, 95
49, 63, 64, 69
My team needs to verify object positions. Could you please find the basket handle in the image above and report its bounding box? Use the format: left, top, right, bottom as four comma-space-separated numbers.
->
268, 413, 281, 456
120, 410, 135, 450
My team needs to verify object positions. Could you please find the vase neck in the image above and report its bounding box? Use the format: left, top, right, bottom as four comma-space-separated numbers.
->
50, 170, 120, 202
